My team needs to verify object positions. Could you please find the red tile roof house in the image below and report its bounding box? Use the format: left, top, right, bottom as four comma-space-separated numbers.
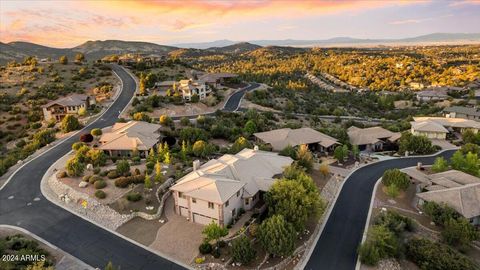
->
41, 94, 94, 122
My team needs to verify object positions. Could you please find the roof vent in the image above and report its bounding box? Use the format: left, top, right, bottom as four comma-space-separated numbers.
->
193, 160, 201, 171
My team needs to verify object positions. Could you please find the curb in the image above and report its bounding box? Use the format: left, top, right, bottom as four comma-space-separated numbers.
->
354, 177, 382, 270
0, 65, 126, 192
40, 148, 193, 270
297, 148, 457, 270
0, 224, 94, 270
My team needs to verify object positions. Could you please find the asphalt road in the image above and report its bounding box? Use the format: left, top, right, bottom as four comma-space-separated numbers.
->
304, 150, 456, 270
0, 65, 186, 270
171, 82, 260, 120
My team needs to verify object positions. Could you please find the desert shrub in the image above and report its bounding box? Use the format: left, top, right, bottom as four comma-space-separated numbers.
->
94, 190, 106, 199
82, 175, 91, 182
374, 211, 415, 235
114, 174, 145, 188
100, 170, 108, 177
93, 167, 101, 174
232, 235, 256, 264
406, 238, 478, 270
89, 175, 103, 184
132, 156, 141, 164
94, 180, 107, 189
107, 170, 118, 179
382, 169, 410, 190
195, 257, 205, 264
58, 171, 67, 178
199, 242, 212, 254
72, 142, 86, 151
126, 192, 142, 202
422, 201, 461, 226
211, 247, 221, 258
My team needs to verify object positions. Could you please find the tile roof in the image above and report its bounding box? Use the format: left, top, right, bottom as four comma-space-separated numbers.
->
98, 121, 161, 151
411, 120, 449, 133
254, 127, 339, 151
347, 126, 400, 146
413, 117, 480, 129
170, 148, 293, 204
42, 94, 89, 108
444, 106, 480, 117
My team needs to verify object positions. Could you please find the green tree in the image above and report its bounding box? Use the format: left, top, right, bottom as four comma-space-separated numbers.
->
359, 225, 399, 265
33, 129, 56, 146
192, 140, 207, 157
432, 156, 449, 173
231, 235, 256, 264
180, 117, 190, 126
296, 144, 314, 172
266, 169, 324, 231
91, 128, 102, 137
133, 112, 151, 122
66, 157, 85, 176
78, 107, 86, 116
116, 160, 130, 176
450, 150, 466, 171
352, 144, 360, 160
464, 152, 479, 176
442, 218, 479, 248
59, 55, 68, 64
460, 143, 480, 155
462, 129, 478, 144
230, 136, 251, 154
243, 120, 257, 136
147, 148, 156, 163
202, 221, 228, 246
72, 142, 86, 151
279, 145, 296, 159
382, 169, 410, 190
61, 115, 80, 133
258, 215, 296, 257
164, 151, 171, 165
398, 132, 435, 155
334, 145, 345, 162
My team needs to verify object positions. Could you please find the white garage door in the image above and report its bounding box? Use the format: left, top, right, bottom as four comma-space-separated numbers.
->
193, 213, 216, 225
179, 207, 189, 217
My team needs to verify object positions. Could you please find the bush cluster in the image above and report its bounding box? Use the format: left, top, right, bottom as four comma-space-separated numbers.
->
94, 190, 106, 199
94, 180, 107, 189
114, 174, 145, 188
126, 192, 142, 202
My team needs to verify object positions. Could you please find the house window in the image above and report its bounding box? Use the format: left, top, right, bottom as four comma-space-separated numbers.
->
236, 190, 240, 197
225, 200, 229, 207
192, 198, 196, 203
208, 202, 214, 209
244, 198, 249, 205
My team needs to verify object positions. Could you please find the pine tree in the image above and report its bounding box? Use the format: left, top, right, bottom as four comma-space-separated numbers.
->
258, 215, 295, 257
144, 174, 152, 189
155, 160, 163, 183
181, 140, 188, 161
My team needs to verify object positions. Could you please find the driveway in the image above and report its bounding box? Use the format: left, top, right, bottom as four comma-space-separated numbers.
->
149, 196, 204, 264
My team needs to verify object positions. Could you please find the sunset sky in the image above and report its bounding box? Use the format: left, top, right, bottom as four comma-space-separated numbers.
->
1, 0, 479, 48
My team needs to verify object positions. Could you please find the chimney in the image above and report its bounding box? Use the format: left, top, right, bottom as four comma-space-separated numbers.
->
193, 160, 200, 171
253, 145, 259, 151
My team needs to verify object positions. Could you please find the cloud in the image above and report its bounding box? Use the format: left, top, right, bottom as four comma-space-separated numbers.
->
449, 0, 480, 7
389, 18, 432, 25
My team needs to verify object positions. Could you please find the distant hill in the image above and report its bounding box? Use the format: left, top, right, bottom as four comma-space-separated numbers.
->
206, 42, 262, 54
172, 33, 480, 48
2, 33, 479, 64
247, 46, 307, 58
71, 40, 177, 59
0, 40, 178, 64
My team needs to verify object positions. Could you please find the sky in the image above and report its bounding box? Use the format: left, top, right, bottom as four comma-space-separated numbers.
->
1, 0, 480, 48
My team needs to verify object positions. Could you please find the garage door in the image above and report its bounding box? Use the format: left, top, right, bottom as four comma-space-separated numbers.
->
193, 213, 216, 225
179, 207, 189, 217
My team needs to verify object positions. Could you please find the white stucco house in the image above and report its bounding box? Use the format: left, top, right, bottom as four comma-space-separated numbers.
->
169, 148, 293, 226
179, 79, 211, 101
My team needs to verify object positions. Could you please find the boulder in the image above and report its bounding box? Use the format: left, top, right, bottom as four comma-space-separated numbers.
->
79, 181, 88, 188
86, 164, 94, 171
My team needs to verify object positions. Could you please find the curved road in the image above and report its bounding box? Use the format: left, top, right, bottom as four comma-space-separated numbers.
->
0, 65, 187, 270
0, 65, 457, 270
304, 150, 456, 270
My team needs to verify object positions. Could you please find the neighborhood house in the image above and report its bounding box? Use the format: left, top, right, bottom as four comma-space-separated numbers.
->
444, 106, 480, 121
197, 72, 238, 88
179, 79, 211, 101
98, 121, 162, 157
347, 126, 400, 152
416, 89, 449, 102
253, 127, 339, 153
403, 168, 480, 225
42, 94, 94, 121
411, 117, 480, 139
170, 148, 293, 226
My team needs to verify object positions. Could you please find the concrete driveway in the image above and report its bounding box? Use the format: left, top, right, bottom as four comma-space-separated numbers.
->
149, 196, 204, 264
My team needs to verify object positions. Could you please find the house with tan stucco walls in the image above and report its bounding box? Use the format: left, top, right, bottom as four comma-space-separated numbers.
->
169, 148, 293, 226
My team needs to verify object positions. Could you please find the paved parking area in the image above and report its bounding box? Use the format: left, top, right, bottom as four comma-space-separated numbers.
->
148, 197, 204, 264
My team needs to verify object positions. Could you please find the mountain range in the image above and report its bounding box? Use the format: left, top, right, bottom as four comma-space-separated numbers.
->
173, 33, 480, 48
1, 33, 479, 63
